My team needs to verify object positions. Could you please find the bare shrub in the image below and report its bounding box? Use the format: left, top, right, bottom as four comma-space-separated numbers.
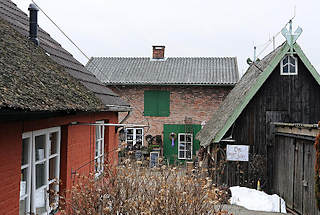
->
60, 161, 232, 215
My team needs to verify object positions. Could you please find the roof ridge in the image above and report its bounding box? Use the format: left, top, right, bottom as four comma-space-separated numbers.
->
91, 56, 237, 59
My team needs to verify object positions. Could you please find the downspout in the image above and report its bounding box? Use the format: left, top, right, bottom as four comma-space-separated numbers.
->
116, 110, 131, 132
120, 110, 131, 124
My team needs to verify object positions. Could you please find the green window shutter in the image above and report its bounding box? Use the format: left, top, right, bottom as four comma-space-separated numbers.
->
144, 91, 158, 116
158, 91, 170, 117
144, 90, 170, 117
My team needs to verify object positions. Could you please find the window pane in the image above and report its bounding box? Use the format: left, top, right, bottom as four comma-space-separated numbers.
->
19, 198, 27, 215
35, 135, 46, 161
290, 65, 296, 74
179, 151, 184, 159
136, 135, 142, 142
36, 162, 46, 189
95, 141, 99, 157
127, 135, 133, 140
49, 132, 58, 155
22, 138, 30, 165
179, 143, 186, 150
100, 140, 104, 155
186, 151, 192, 159
186, 143, 192, 151
136, 129, 142, 135
127, 129, 133, 135
289, 56, 296, 65
35, 188, 46, 214
186, 135, 192, 142
96, 125, 102, 139
20, 168, 28, 197
283, 56, 288, 65
95, 158, 99, 172
283, 65, 289, 73
49, 157, 58, 181
179, 135, 185, 142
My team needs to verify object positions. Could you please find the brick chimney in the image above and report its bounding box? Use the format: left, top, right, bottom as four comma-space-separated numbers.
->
152, 46, 165, 59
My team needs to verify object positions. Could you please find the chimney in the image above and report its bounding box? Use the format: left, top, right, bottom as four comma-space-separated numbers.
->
28, 3, 39, 46
152, 45, 165, 59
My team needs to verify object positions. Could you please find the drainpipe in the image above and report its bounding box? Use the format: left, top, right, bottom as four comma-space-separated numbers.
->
120, 110, 131, 124
116, 110, 131, 132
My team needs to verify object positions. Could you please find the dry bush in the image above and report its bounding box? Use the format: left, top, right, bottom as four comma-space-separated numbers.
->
60, 161, 232, 215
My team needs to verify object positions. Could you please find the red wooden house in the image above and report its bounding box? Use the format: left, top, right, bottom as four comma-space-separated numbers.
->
0, 1, 130, 214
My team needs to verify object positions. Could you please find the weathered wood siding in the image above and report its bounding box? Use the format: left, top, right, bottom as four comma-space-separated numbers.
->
273, 134, 319, 215
222, 55, 320, 189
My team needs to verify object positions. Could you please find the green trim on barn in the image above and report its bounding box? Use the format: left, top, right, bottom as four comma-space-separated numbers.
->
213, 43, 291, 143
163, 124, 202, 164
212, 42, 320, 144
294, 43, 320, 85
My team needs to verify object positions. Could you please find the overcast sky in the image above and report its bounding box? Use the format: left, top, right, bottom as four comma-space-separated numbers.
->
12, 0, 320, 76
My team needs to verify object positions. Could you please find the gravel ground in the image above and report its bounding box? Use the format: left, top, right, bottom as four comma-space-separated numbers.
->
218, 205, 292, 215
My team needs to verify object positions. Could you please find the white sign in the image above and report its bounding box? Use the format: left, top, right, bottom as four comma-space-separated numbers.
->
226, 145, 249, 161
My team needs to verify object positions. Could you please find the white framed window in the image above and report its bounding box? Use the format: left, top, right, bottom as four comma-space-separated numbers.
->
280, 55, 298, 75
20, 127, 61, 215
20, 132, 32, 215
178, 133, 193, 160
126, 128, 143, 150
95, 121, 105, 176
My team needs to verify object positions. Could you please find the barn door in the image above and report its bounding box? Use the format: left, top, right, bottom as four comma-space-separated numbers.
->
293, 139, 304, 214
265, 111, 288, 192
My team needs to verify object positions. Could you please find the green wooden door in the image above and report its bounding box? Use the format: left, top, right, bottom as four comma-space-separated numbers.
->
163, 124, 201, 165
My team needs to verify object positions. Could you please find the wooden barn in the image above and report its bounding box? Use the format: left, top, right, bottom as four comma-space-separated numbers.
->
196, 24, 320, 214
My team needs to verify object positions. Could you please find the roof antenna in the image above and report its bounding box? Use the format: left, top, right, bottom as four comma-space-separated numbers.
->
281, 6, 302, 56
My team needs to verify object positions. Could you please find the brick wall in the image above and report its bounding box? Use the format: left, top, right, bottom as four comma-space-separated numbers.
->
110, 85, 232, 139
0, 111, 119, 214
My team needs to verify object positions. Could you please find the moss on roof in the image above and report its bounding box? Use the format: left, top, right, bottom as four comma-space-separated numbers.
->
0, 18, 104, 112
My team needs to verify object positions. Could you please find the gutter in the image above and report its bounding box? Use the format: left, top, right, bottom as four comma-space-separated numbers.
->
104, 104, 132, 112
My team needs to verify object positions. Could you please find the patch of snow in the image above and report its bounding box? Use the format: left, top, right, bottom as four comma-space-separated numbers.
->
230, 186, 287, 213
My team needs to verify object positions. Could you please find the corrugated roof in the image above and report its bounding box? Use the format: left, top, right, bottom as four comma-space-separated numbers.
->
196, 43, 287, 146
0, 18, 104, 112
0, 0, 130, 110
86, 57, 239, 85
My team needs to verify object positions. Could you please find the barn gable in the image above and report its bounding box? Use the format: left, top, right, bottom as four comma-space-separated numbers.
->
196, 42, 320, 147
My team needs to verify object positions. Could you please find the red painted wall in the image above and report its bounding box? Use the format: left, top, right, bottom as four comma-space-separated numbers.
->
0, 111, 119, 215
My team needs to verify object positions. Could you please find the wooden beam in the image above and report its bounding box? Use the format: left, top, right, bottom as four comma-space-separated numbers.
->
275, 126, 319, 137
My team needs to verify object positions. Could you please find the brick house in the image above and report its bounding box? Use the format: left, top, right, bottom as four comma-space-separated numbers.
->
0, 1, 130, 214
86, 46, 239, 163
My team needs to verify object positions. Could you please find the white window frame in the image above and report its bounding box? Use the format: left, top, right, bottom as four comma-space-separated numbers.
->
280, 55, 298, 75
178, 133, 193, 160
126, 128, 144, 148
20, 132, 32, 215
95, 121, 105, 176
20, 127, 61, 215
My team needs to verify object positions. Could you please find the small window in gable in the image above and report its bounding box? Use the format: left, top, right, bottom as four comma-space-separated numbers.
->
280, 55, 298, 75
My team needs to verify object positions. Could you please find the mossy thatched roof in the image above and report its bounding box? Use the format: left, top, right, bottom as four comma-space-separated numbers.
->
0, 18, 105, 112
